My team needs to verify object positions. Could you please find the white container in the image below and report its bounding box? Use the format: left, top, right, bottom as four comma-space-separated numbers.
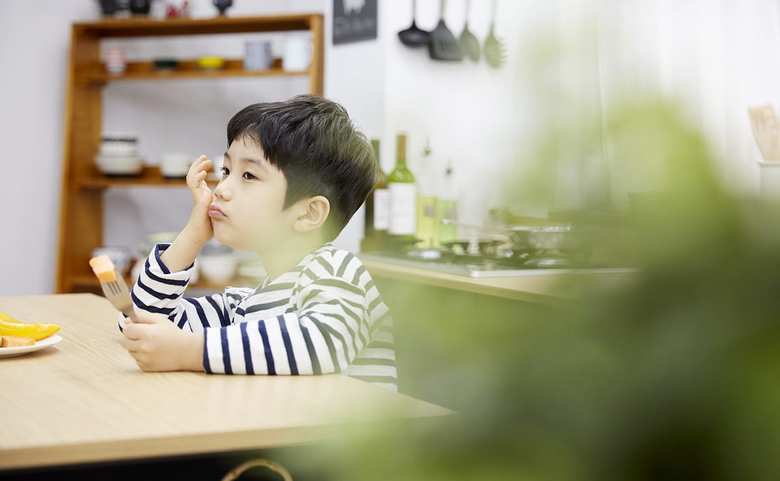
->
96, 155, 143, 175
105, 47, 126, 74
282, 35, 311, 71
208, 154, 225, 181
99, 143, 138, 156
244, 40, 273, 70
758, 161, 780, 200
199, 253, 238, 285
160, 152, 192, 178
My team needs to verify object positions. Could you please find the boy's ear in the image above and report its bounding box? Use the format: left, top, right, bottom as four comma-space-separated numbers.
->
293, 195, 330, 233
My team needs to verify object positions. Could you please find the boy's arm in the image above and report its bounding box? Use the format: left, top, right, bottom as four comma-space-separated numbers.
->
117, 154, 225, 333
199, 275, 375, 375
118, 242, 238, 333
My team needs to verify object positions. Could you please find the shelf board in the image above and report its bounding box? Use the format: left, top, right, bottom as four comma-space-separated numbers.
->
74, 13, 318, 38
76, 166, 220, 189
82, 59, 308, 84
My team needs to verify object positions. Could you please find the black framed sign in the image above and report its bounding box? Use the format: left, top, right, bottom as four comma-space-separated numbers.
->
333, 0, 378, 45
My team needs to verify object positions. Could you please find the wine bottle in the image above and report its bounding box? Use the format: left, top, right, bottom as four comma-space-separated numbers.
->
388, 133, 417, 236
363, 139, 389, 252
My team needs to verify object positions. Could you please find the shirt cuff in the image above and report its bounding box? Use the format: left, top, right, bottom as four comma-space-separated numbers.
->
152, 243, 195, 274
203, 326, 222, 374
117, 312, 128, 332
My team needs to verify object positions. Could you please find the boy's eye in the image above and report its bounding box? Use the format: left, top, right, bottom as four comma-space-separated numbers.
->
242, 172, 257, 181
220, 167, 229, 178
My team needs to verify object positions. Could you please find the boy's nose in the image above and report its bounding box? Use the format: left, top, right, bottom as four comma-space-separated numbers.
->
214, 183, 231, 201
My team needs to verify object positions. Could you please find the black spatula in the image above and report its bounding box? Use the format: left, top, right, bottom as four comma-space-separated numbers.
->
398, 0, 430, 48
428, 0, 463, 62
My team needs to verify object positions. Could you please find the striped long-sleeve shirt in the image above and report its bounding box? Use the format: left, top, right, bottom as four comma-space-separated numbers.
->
119, 242, 398, 391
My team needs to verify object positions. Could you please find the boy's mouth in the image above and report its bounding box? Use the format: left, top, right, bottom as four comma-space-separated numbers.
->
208, 204, 227, 219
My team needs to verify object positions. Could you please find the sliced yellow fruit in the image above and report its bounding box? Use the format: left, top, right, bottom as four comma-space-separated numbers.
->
0, 319, 60, 341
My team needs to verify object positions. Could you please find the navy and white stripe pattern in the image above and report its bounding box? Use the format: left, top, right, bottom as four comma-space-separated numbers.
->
119, 243, 398, 391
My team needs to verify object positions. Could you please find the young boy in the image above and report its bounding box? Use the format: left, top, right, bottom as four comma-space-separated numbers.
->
117, 95, 397, 391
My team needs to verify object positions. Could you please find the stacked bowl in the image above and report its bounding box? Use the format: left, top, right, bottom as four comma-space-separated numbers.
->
96, 133, 143, 175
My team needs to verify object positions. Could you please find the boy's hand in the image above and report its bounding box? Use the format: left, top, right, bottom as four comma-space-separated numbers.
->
185, 155, 214, 244
119, 313, 205, 373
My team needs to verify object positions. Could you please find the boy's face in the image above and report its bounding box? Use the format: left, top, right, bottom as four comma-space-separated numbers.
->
210, 137, 295, 253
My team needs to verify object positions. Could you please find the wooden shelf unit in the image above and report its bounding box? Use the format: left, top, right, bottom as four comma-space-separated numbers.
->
56, 14, 324, 294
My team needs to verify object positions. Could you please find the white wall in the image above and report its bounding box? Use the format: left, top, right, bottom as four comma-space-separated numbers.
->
0, 1, 96, 295
592, 0, 780, 196
378, 0, 561, 225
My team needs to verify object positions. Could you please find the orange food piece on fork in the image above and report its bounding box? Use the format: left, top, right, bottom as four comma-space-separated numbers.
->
89, 255, 117, 283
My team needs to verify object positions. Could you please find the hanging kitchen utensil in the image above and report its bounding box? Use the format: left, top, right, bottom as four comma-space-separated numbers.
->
398, 0, 430, 48
484, 0, 506, 69
428, 0, 463, 61
459, 0, 480, 62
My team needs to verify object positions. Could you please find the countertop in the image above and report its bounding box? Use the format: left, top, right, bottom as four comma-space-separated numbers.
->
359, 253, 635, 304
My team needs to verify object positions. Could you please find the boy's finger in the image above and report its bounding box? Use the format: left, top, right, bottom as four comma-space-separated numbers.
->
123, 323, 143, 340
119, 337, 143, 353
132, 314, 164, 325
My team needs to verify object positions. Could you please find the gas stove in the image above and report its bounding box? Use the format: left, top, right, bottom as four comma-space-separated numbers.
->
360, 252, 634, 279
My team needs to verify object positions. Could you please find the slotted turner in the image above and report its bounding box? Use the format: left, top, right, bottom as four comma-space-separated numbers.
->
428, 0, 463, 61
459, 0, 480, 62
484, 0, 506, 69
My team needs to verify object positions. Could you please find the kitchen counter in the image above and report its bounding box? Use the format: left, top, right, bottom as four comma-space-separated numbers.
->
359, 253, 635, 304
0, 294, 449, 471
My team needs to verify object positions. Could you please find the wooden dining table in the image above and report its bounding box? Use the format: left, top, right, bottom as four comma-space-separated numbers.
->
0, 294, 450, 472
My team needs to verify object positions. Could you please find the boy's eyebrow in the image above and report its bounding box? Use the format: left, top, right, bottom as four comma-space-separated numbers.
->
223, 152, 267, 170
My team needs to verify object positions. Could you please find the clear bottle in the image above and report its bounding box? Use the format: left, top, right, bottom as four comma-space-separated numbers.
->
436, 160, 459, 245
416, 138, 439, 247
388, 133, 417, 236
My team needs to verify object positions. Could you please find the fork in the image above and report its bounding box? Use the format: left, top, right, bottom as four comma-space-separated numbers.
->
89, 255, 138, 322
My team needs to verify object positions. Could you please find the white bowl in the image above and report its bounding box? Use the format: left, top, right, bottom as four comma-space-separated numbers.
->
198, 253, 238, 285
160, 153, 192, 178
96, 154, 143, 175
99, 143, 139, 156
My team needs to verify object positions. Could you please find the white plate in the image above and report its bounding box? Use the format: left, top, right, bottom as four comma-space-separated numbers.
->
0, 335, 62, 358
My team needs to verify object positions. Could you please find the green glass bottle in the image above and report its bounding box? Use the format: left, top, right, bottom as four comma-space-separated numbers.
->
388, 133, 417, 236
364, 139, 389, 239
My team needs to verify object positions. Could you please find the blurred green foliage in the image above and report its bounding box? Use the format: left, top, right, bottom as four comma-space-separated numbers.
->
276, 28, 780, 481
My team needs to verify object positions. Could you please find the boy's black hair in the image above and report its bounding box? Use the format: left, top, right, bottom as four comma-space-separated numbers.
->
226, 95, 376, 240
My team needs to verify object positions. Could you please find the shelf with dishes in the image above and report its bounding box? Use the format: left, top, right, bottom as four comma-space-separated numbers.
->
76, 166, 221, 190
77, 135, 219, 189
81, 58, 310, 85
